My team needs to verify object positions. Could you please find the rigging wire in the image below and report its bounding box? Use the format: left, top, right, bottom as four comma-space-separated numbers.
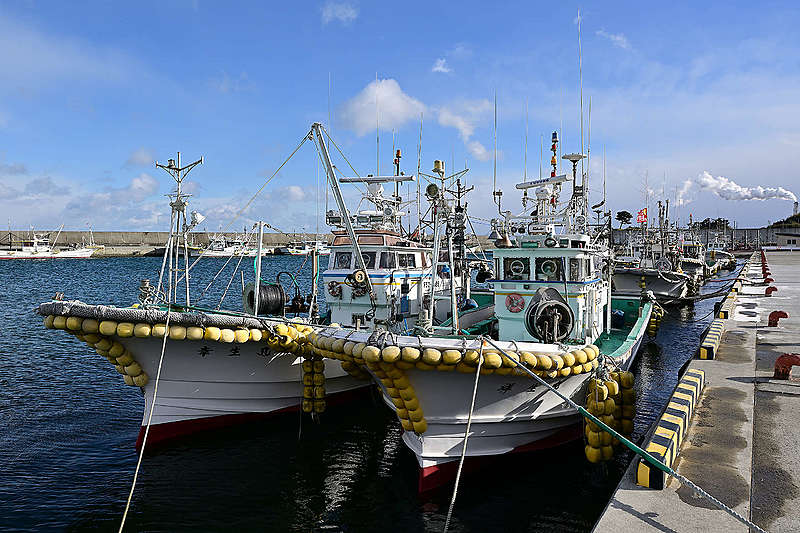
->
179, 132, 311, 281
118, 233, 175, 533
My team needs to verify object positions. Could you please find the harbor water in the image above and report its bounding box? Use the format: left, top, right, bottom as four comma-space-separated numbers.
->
0, 256, 734, 532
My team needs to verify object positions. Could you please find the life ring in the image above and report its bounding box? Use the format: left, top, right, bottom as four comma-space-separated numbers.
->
544, 236, 557, 248
505, 293, 526, 313
353, 269, 367, 284
327, 281, 342, 298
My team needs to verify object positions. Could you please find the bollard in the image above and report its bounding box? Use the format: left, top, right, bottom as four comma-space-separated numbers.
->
774, 354, 800, 379
766, 286, 777, 296
764, 277, 774, 284
768, 311, 789, 326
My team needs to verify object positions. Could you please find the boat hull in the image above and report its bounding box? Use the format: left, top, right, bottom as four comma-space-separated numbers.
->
315, 300, 651, 492
118, 336, 370, 448
612, 267, 689, 300
0, 248, 96, 259
394, 324, 646, 492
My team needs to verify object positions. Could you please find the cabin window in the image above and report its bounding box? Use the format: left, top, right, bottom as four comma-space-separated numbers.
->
398, 253, 416, 268
334, 252, 352, 269
380, 252, 397, 269
535, 257, 564, 281
358, 235, 384, 245
361, 252, 377, 269
503, 257, 530, 280
584, 258, 591, 278
569, 258, 581, 281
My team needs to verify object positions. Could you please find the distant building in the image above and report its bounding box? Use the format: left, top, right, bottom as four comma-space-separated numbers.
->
776, 230, 800, 247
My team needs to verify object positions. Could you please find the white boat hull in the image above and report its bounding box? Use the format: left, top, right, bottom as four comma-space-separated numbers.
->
612, 268, 689, 300
0, 247, 96, 259
116, 336, 369, 447
385, 329, 646, 491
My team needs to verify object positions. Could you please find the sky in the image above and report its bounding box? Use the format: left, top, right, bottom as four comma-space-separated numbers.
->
1, 0, 799, 234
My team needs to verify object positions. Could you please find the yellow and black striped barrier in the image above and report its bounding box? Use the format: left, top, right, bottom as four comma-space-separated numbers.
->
636, 368, 706, 489
698, 319, 725, 360
717, 292, 737, 319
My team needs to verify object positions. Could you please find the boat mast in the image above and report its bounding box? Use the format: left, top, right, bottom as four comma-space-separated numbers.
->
155, 152, 203, 306
310, 122, 378, 316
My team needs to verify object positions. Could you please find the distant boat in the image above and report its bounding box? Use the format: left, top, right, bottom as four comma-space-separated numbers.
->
277, 241, 330, 256
192, 235, 258, 257
0, 227, 96, 259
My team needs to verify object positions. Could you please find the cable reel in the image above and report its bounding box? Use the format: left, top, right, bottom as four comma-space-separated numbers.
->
524, 287, 574, 342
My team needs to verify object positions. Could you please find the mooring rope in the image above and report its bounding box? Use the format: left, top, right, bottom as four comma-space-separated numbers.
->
479, 337, 767, 533
118, 265, 176, 531
443, 340, 486, 533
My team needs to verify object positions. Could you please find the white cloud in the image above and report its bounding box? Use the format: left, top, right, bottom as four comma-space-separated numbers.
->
125, 148, 154, 167
432, 58, 451, 73
437, 99, 493, 161
0, 162, 27, 175
596, 29, 631, 50
209, 71, 254, 94
339, 78, 425, 136
321, 1, 358, 25
0, 12, 141, 85
282, 185, 306, 202
466, 140, 491, 162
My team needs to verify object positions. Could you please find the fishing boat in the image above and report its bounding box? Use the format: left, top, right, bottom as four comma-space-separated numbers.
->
0, 226, 97, 259
320, 145, 469, 330
284, 240, 330, 256
311, 135, 653, 491
679, 237, 707, 284
706, 237, 736, 271
36, 145, 369, 448
195, 234, 259, 257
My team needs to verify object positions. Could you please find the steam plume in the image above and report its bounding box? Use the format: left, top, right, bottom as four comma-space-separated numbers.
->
680, 171, 796, 205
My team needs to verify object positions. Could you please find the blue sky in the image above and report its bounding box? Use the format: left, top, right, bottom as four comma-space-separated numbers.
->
1, 1, 799, 233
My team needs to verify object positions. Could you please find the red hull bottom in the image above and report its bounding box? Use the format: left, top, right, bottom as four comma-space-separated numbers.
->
136, 386, 371, 451
418, 423, 583, 493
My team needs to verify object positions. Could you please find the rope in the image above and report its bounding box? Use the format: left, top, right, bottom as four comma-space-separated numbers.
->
217, 251, 248, 309
118, 285, 175, 531
443, 339, 485, 532
479, 337, 767, 533
180, 132, 310, 281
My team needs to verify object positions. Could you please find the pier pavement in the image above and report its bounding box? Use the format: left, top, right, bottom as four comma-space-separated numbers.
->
594, 251, 800, 532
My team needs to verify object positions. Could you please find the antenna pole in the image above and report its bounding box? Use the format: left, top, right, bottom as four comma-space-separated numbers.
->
416, 113, 423, 240
524, 98, 528, 180
375, 72, 380, 176
492, 92, 502, 215
577, 8, 585, 182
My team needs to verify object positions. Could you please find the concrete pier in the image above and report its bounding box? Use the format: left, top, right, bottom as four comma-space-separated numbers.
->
594, 251, 800, 532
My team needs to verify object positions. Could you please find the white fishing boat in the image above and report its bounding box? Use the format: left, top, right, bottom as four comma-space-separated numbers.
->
679, 237, 707, 283
284, 240, 330, 256
321, 167, 469, 330
613, 242, 690, 301
0, 226, 97, 259
706, 237, 736, 271
195, 234, 259, 257
37, 144, 370, 448
311, 136, 653, 491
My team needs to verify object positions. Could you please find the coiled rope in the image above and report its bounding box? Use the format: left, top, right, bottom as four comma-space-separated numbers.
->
443, 340, 486, 533
478, 337, 767, 533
